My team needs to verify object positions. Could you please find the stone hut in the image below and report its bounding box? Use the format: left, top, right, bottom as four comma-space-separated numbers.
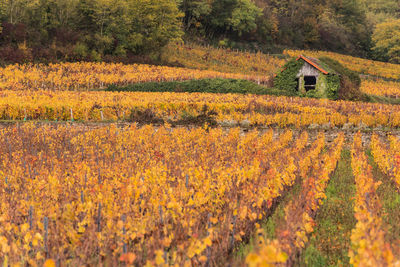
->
295, 55, 337, 94
275, 54, 359, 100
274, 55, 341, 99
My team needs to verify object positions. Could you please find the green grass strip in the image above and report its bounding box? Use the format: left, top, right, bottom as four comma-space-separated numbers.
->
104, 77, 400, 105
233, 179, 302, 263
366, 149, 400, 257
105, 78, 297, 96
296, 149, 356, 267
364, 94, 400, 105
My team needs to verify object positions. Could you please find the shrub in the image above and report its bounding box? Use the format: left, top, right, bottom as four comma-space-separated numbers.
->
106, 78, 271, 95
273, 59, 303, 92
73, 42, 89, 60
318, 57, 361, 86
128, 108, 163, 124
319, 57, 362, 101
90, 50, 102, 62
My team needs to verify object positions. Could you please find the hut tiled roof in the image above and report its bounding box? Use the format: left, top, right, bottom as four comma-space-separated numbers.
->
296, 55, 330, 74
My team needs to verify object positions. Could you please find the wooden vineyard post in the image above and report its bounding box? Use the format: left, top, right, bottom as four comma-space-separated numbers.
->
230, 214, 237, 250
159, 205, 164, 225
43, 217, 49, 257
29, 206, 33, 230
97, 203, 102, 232
122, 215, 127, 254
28, 206, 33, 251
70, 108, 74, 122
206, 213, 212, 267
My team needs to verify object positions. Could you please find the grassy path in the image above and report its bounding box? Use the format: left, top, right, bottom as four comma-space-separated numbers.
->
296, 149, 356, 266
232, 179, 302, 265
367, 149, 400, 257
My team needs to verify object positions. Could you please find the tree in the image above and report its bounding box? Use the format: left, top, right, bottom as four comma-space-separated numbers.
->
180, 0, 261, 38
50, 0, 80, 27
372, 19, 400, 63
179, 0, 212, 33
327, 0, 371, 55
74, 0, 183, 56
126, 0, 183, 55
228, 0, 262, 36
360, 0, 399, 18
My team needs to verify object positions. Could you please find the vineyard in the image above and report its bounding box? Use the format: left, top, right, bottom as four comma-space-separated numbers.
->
1, 44, 400, 266
360, 79, 400, 98
1, 125, 400, 266
0, 125, 327, 265
1, 90, 400, 128
284, 49, 400, 80
162, 44, 285, 78
0, 45, 399, 101
0, 62, 269, 91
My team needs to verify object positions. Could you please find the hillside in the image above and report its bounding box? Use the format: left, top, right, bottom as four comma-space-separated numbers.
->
0, 43, 399, 103
0, 49, 400, 267
1, 2, 400, 265
0, 0, 397, 66
164, 44, 400, 101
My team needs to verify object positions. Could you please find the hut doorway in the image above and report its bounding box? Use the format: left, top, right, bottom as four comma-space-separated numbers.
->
304, 76, 316, 91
